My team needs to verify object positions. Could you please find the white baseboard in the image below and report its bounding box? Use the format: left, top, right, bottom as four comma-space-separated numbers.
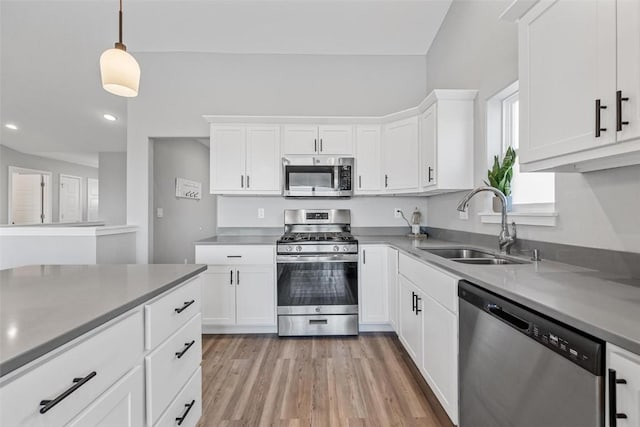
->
359, 323, 394, 332
202, 324, 277, 334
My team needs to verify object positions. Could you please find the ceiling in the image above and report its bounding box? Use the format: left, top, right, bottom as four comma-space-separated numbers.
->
0, 0, 452, 159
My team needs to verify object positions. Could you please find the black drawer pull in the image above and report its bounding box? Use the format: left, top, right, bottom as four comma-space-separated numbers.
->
39, 371, 97, 414
595, 99, 607, 137
175, 300, 195, 314
609, 368, 628, 426
175, 340, 195, 359
616, 90, 630, 131
412, 292, 416, 312
176, 399, 196, 426
415, 295, 422, 315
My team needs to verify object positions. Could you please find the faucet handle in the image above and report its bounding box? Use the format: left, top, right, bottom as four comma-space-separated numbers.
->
510, 221, 517, 239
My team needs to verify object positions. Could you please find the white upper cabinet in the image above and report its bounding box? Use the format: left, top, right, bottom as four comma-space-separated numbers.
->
354, 125, 382, 194
418, 91, 475, 194
210, 124, 280, 195
517, 0, 640, 172
382, 117, 420, 193
283, 125, 353, 156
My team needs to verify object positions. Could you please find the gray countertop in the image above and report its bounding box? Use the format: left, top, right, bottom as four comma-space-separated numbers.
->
0, 264, 207, 377
195, 235, 276, 245
357, 235, 640, 355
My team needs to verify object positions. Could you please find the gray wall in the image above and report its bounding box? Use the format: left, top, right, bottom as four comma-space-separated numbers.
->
128, 52, 429, 262
424, 0, 640, 253
98, 152, 127, 225
0, 145, 98, 224
152, 139, 216, 264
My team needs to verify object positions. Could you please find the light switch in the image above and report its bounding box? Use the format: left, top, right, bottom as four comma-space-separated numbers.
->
157, 208, 164, 218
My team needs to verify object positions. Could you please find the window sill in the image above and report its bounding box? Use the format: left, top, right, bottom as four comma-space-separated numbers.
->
478, 211, 558, 227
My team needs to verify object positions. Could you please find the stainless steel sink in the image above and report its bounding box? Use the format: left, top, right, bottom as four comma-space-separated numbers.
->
418, 247, 529, 265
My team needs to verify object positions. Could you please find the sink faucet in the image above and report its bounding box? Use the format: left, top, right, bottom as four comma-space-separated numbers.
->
456, 186, 517, 254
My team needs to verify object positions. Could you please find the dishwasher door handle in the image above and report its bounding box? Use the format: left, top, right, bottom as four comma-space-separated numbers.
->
486, 304, 530, 331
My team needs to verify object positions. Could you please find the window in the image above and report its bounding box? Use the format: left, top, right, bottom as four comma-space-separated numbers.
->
501, 90, 555, 207
482, 82, 557, 226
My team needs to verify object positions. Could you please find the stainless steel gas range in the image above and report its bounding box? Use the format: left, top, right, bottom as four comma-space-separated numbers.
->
276, 209, 358, 336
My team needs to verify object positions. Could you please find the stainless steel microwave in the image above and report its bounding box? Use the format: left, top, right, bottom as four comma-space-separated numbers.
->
282, 157, 354, 198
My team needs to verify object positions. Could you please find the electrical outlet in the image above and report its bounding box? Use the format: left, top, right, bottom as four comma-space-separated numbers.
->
394, 208, 402, 219
459, 210, 469, 220
258, 208, 265, 219
156, 208, 163, 218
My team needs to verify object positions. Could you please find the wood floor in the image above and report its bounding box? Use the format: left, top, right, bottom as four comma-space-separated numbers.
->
199, 333, 453, 427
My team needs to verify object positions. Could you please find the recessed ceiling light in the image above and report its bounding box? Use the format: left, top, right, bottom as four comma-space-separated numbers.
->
5, 123, 18, 130
103, 114, 118, 121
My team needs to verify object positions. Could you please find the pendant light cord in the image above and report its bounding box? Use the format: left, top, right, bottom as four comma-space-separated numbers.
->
116, 0, 125, 50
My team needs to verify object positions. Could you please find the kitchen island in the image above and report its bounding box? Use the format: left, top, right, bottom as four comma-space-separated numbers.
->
0, 263, 206, 427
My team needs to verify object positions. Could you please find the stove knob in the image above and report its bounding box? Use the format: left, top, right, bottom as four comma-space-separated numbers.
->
333, 246, 339, 252
342, 246, 348, 252
287, 246, 293, 252
296, 245, 302, 252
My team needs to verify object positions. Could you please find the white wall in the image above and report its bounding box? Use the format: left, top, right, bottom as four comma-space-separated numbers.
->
217, 196, 427, 229
98, 152, 126, 225
424, 0, 640, 253
128, 53, 428, 262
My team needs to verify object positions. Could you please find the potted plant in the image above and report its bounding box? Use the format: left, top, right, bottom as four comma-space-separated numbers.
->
485, 146, 516, 212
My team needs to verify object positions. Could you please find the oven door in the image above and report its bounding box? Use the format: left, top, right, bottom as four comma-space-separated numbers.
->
277, 254, 358, 315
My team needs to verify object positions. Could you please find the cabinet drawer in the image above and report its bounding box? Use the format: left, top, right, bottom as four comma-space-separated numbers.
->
155, 366, 202, 427
399, 253, 458, 313
146, 314, 202, 425
146, 277, 202, 349
0, 310, 144, 427
195, 245, 274, 265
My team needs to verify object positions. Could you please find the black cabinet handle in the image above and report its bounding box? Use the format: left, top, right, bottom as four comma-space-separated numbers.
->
411, 292, 416, 312
39, 371, 97, 414
230, 270, 233, 285
314, 138, 317, 152
320, 138, 323, 152
247, 176, 250, 189
608, 369, 628, 426
175, 300, 195, 314
176, 399, 196, 426
236, 270, 240, 285
359, 175, 362, 189
240, 175, 244, 188
617, 90, 630, 132
428, 166, 433, 182
176, 340, 196, 359
415, 295, 422, 315
385, 174, 389, 188
363, 250, 366, 264
596, 99, 607, 137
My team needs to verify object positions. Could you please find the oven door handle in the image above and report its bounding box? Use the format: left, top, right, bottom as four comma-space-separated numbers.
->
276, 254, 359, 263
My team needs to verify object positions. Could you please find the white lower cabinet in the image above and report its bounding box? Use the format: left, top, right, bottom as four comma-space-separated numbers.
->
607, 343, 640, 427
155, 367, 202, 427
387, 247, 399, 331
0, 274, 204, 427
67, 365, 144, 427
398, 275, 424, 365
359, 245, 389, 325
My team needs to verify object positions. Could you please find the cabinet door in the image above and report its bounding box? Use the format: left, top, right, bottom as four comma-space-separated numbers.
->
398, 275, 423, 365
318, 125, 354, 155
387, 247, 399, 331
355, 125, 382, 194
235, 265, 276, 326
607, 343, 640, 427
283, 125, 318, 155
617, 0, 640, 143
201, 267, 236, 325
359, 246, 388, 324
420, 105, 437, 189
210, 125, 246, 192
246, 126, 281, 193
382, 117, 419, 192
519, 0, 616, 164
422, 293, 458, 425
67, 366, 144, 427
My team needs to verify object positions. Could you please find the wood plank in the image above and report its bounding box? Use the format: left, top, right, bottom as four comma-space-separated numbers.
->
199, 333, 454, 427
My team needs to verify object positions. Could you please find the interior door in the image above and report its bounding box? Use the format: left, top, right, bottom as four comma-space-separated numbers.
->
283, 125, 318, 155
210, 125, 246, 192
87, 178, 99, 221
519, 0, 616, 163
235, 265, 276, 326
11, 173, 43, 224
201, 267, 236, 325
420, 105, 437, 189
318, 125, 353, 155
59, 174, 82, 223
245, 126, 280, 192
382, 117, 419, 192
355, 125, 381, 193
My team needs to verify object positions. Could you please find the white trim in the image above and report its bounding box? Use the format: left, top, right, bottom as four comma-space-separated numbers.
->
201, 324, 277, 334
478, 211, 558, 227
359, 323, 394, 332
499, 0, 540, 22
0, 225, 137, 237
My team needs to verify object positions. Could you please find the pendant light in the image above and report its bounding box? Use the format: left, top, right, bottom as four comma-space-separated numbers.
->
100, 0, 140, 97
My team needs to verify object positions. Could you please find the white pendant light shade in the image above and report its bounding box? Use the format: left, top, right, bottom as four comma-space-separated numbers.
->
100, 47, 140, 97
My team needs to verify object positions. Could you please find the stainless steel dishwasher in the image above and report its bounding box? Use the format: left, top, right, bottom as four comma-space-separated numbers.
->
458, 280, 604, 427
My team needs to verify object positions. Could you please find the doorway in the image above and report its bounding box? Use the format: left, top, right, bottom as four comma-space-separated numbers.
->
59, 174, 82, 223
8, 166, 53, 225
